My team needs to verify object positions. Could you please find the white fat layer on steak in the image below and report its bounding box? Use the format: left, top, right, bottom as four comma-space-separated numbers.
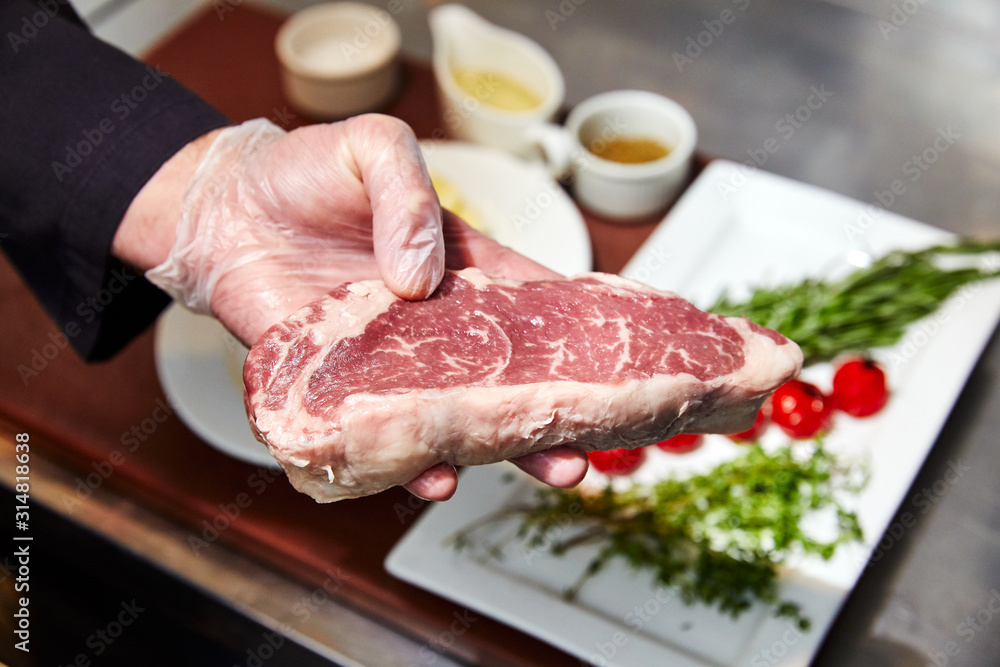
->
244, 269, 803, 502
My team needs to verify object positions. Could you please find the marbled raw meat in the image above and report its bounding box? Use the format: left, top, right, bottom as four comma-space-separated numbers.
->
244, 268, 802, 502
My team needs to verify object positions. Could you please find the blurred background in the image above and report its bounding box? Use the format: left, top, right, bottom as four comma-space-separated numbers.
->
79, 0, 1000, 235
3, 1, 999, 666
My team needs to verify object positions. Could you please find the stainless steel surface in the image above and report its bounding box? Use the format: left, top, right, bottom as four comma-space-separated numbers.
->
396, 0, 1000, 237
425, 2, 999, 665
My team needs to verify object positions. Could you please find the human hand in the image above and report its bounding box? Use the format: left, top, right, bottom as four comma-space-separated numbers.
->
117, 116, 587, 500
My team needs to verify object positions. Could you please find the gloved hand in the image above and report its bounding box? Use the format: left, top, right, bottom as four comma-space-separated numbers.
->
147, 116, 444, 345
144, 115, 588, 500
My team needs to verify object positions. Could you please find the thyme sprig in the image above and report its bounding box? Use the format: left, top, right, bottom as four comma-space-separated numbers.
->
452, 444, 865, 629
709, 240, 1000, 366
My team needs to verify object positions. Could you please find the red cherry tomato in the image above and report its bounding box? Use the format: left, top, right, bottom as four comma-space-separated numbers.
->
588, 447, 645, 475
770, 380, 832, 439
656, 433, 703, 454
832, 357, 889, 417
728, 407, 768, 442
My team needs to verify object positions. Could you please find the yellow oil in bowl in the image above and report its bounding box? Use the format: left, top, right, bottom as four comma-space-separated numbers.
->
452, 69, 542, 112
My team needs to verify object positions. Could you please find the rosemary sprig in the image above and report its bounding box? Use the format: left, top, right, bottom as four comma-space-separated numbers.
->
451, 444, 865, 629
709, 240, 1000, 366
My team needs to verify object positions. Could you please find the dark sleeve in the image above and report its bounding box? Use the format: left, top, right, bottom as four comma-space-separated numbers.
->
0, 0, 229, 360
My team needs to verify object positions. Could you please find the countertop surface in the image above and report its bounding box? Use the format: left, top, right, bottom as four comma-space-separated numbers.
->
3, 1, 999, 666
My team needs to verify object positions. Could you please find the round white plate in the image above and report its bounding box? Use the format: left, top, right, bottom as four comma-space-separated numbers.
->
155, 141, 592, 466
420, 140, 592, 276
155, 306, 279, 468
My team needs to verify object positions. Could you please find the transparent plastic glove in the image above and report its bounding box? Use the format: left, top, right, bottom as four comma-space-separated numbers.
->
147, 115, 588, 500
147, 116, 445, 345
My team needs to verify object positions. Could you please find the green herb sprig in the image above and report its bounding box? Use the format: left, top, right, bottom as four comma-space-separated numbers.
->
452, 444, 865, 629
451, 239, 996, 629
709, 240, 1000, 366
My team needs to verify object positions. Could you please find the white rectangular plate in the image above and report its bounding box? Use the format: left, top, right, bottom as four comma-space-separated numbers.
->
386, 161, 1000, 666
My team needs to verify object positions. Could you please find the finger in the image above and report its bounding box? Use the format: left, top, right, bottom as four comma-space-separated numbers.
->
509, 445, 589, 488
442, 210, 564, 281
347, 114, 445, 300
403, 462, 458, 501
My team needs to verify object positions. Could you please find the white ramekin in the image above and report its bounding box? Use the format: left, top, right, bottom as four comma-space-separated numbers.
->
276, 2, 401, 120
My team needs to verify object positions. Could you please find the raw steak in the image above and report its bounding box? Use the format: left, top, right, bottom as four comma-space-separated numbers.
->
244, 269, 802, 502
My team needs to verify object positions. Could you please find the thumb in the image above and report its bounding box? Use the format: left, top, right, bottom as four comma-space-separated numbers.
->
347, 114, 445, 299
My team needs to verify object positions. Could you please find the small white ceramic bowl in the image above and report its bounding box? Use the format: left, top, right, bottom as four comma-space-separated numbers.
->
276, 2, 401, 120
563, 90, 697, 220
